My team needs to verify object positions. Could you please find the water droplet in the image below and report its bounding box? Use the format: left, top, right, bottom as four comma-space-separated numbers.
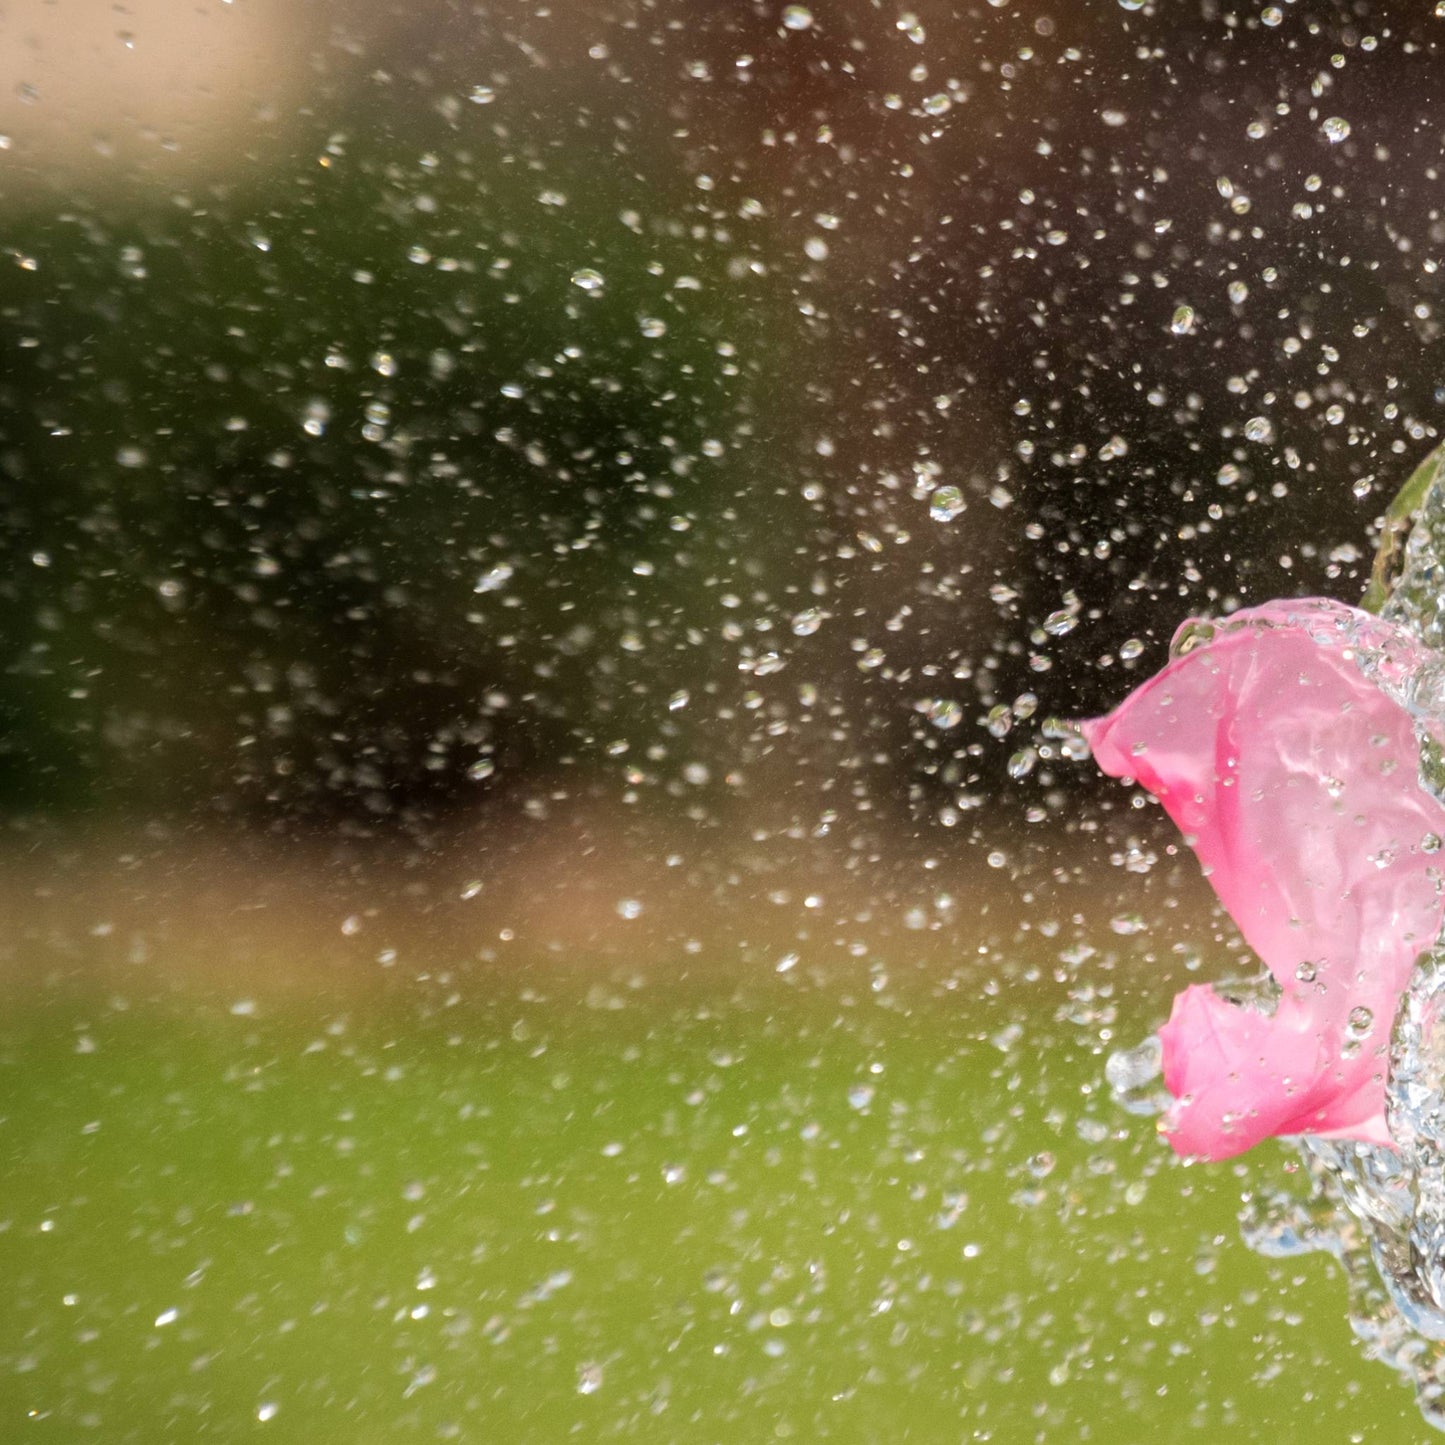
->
639, 316, 667, 338
474, 563, 515, 593
1425, 833, 1443, 854
1103, 1034, 1161, 1098
570, 267, 605, 292
1119, 638, 1145, 661
781, 4, 813, 28
1170, 304, 1196, 335
1262, 5, 1283, 24
847, 1082, 875, 1110
927, 698, 962, 730
1227, 279, 1249, 304
1118, 0, 1144, 9
616, 898, 643, 920
1322, 116, 1351, 144
1244, 416, 1275, 444
929, 485, 966, 522
1348, 1005, 1374, 1036
790, 607, 824, 636
468, 84, 496, 104
1295, 960, 1318, 983
1007, 748, 1037, 780
922, 93, 952, 116
467, 759, 495, 782
577, 1362, 604, 1395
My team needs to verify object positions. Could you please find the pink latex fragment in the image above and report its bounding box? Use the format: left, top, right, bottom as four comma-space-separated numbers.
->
1083, 598, 1445, 1160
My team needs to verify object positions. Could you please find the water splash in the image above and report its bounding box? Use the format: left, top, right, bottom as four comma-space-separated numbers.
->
1106, 458, 1445, 1428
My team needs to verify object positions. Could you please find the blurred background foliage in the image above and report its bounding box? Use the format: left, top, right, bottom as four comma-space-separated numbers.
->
3, 0, 1441, 857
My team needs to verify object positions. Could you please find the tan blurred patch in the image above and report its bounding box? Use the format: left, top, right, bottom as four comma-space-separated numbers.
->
0, 0, 318, 187
0, 805, 1218, 1016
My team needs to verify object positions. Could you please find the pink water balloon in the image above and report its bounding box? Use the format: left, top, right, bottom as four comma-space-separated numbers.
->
1085, 598, 1445, 1159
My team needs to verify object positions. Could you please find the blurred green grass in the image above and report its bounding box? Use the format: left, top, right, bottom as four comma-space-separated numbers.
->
0, 840, 1425, 1442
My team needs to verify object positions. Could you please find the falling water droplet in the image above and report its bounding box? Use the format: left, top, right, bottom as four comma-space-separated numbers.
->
1322, 116, 1351, 144
1170, 304, 1196, 335
930, 486, 966, 522
570, 267, 606, 292
474, 563, 515, 593
927, 699, 963, 730
781, 4, 814, 29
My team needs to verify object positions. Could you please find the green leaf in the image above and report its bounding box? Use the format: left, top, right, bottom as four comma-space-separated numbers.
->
1362, 440, 1445, 614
